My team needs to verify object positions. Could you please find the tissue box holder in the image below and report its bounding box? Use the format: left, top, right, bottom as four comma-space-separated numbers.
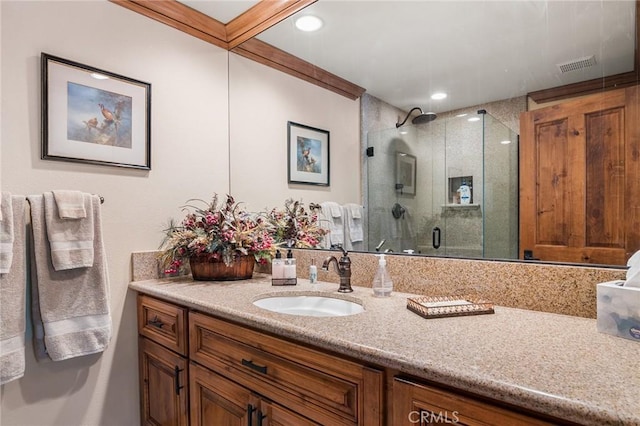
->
596, 280, 640, 342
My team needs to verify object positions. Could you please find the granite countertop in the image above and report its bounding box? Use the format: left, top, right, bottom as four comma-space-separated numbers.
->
129, 275, 640, 426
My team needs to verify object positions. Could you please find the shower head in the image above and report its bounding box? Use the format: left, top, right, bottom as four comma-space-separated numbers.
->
412, 111, 437, 124
395, 107, 437, 128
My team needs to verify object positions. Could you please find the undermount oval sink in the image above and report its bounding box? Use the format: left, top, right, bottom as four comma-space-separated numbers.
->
253, 295, 364, 317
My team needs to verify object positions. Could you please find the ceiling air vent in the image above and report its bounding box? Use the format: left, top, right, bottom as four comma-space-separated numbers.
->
557, 55, 597, 73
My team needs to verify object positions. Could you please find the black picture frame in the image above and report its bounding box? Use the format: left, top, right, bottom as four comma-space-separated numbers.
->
41, 53, 151, 170
396, 152, 417, 195
287, 121, 330, 186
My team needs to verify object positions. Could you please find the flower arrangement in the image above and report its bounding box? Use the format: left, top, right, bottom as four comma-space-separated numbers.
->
159, 194, 274, 275
266, 198, 328, 249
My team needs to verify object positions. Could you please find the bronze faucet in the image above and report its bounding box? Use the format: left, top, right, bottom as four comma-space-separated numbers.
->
322, 246, 353, 293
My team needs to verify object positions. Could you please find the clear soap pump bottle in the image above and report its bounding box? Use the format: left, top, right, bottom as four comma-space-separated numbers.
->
372, 254, 393, 297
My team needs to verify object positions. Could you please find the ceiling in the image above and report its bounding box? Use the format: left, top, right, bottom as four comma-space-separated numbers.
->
181, 1, 636, 113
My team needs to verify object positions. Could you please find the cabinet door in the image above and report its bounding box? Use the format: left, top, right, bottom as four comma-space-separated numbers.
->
190, 362, 256, 425
261, 400, 320, 426
139, 337, 188, 426
520, 85, 640, 265
392, 377, 553, 426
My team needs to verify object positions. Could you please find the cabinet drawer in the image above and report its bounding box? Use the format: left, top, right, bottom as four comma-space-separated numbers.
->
392, 377, 555, 426
138, 294, 187, 355
189, 312, 383, 426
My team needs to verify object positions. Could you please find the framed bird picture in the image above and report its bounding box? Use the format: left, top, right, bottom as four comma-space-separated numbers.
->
287, 121, 330, 186
41, 53, 151, 169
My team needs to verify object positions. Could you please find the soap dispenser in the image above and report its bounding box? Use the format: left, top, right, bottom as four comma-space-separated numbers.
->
372, 254, 393, 297
271, 250, 284, 285
277, 249, 296, 285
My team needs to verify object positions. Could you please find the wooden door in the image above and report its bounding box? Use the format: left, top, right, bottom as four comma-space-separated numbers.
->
520, 85, 640, 265
139, 337, 188, 426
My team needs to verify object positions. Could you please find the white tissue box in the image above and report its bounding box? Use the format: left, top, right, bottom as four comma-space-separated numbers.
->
596, 281, 640, 342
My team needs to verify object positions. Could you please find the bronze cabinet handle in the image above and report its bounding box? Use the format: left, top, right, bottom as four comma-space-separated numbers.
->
247, 404, 256, 426
241, 358, 267, 374
174, 366, 184, 395
148, 316, 164, 328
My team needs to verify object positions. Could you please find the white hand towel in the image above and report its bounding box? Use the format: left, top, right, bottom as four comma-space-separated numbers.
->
343, 203, 364, 243
0, 193, 15, 274
351, 206, 361, 219
321, 202, 344, 247
52, 190, 86, 219
28, 194, 111, 362
44, 192, 94, 270
0, 196, 26, 385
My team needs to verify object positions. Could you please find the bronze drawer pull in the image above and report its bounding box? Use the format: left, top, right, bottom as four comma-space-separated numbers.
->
174, 366, 184, 395
148, 316, 164, 328
247, 404, 256, 426
241, 358, 267, 374
257, 410, 266, 426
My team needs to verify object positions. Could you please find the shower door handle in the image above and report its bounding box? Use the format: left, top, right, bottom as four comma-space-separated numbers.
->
432, 227, 441, 249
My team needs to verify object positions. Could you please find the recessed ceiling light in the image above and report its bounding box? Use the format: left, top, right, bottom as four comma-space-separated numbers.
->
91, 73, 109, 80
468, 117, 481, 122
295, 15, 323, 32
501, 140, 512, 145
431, 92, 447, 100
455, 113, 468, 117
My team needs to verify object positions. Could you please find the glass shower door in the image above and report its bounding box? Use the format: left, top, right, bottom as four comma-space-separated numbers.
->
366, 122, 445, 255
441, 113, 485, 258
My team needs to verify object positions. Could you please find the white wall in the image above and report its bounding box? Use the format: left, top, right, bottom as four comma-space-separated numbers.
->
1, 1, 229, 425
229, 53, 361, 210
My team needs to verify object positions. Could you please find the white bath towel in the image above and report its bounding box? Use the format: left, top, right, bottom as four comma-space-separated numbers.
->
44, 192, 94, 270
320, 202, 344, 248
53, 190, 86, 219
28, 194, 111, 362
343, 203, 364, 243
0, 196, 26, 385
0, 193, 15, 274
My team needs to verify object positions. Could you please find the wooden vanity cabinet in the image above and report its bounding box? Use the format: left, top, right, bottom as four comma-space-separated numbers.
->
136, 294, 565, 426
392, 377, 556, 426
137, 295, 189, 426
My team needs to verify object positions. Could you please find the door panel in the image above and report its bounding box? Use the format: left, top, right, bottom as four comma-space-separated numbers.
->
585, 108, 625, 248
535, 118, 570, 246
190, 362, 254, 426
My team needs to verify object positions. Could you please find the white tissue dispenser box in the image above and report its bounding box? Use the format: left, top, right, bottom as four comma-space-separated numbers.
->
596, 281, 640, 342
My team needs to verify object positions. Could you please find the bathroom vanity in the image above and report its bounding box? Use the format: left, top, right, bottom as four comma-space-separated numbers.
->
131, 275, 639, 425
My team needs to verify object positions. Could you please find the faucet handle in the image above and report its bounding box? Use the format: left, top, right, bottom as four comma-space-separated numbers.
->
331, 244, 348, 257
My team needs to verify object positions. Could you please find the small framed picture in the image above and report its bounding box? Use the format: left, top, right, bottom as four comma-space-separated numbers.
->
41, 53, 151, 170
396, 152, 416, 195
287, 121, 330, 186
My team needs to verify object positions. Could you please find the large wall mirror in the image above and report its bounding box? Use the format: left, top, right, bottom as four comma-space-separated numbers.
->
239, 0, 638, 267
166, 0, 638, 267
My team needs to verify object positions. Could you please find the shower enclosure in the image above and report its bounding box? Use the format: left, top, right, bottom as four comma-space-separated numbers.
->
366, 111, 518, 259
